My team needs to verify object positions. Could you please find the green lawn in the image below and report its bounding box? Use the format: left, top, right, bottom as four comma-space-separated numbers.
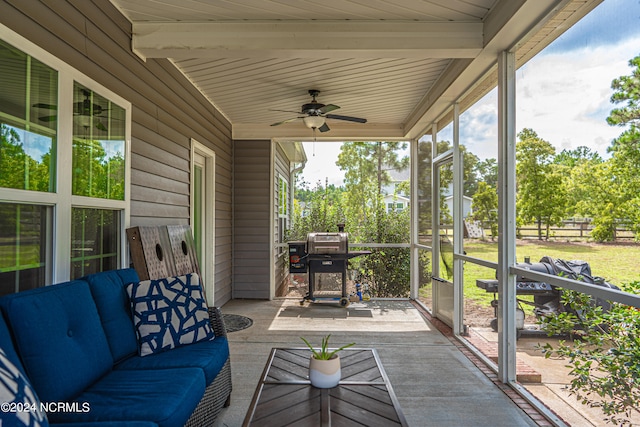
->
463, 240, 640, 306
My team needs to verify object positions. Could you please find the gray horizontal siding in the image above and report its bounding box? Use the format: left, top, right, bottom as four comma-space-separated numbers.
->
233, 140, 271, 299
1, 0, 233, 306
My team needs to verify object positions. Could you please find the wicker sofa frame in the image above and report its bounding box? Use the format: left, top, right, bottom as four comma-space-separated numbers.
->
185, 307, 232, 427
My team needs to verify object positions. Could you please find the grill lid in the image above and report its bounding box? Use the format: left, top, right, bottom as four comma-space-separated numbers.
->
307, 232, 348, 254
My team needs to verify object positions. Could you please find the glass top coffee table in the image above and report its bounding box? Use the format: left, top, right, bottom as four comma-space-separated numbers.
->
243, 347, 408, 426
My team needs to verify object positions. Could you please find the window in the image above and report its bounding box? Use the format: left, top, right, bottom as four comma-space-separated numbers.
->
72, 82, 126, 200
0, 203, 52, 294
0, 32, 130, 294
71, 208, 120, 278
278, 175, 288, 217
387, 202, 405, 213
0, 40, 57, 193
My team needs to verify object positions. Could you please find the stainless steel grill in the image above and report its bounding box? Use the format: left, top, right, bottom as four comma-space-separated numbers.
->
288, 224, 369, 307
307, 232, 348, 254
476, 257, 619, 337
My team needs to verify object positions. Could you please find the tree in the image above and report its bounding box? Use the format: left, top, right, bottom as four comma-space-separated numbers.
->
0, 124, 52, 192
459, 147, 480, 197
333, 141, 412, 296
471, 181, 498, 240
607, 54, 640, 128
288, 180, 345, 240
516, 128, 567, 239
336, 141, 408, 240
336, 142, 408, 196
554, 146, 602, 169
474, 158, 498, 189
591, 54, 640, 240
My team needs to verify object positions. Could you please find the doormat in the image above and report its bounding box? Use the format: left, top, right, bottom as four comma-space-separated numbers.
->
222, 314, 253, 333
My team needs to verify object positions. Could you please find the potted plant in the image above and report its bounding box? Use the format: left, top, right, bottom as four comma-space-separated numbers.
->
301, 335, 355, 388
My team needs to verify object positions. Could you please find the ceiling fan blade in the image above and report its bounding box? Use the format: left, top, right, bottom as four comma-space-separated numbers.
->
95, 119, 108, 132
33, 103, 57, 110
270, 109, 304, 114
325, 114, 367, 124
271, 117, 302, 126
318, 104, 340, 114
318, 123, 330, 133
38, 115, 57, 122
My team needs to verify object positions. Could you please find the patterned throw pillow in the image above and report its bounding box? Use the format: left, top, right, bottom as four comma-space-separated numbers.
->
127, 273, 214, 357
0, 348, 48, 427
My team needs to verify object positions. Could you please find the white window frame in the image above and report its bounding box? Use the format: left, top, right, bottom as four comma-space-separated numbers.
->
278, 174, 288, 218
1, 24, 132, 284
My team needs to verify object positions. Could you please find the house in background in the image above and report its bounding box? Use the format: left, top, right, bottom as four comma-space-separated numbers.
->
384, 194, 411, 213
382, 167, 410, 212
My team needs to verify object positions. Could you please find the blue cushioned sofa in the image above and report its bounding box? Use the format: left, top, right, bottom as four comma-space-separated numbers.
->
0, 268, 232, 427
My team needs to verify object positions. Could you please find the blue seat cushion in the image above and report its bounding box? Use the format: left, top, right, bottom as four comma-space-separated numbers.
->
0, 281, 113, 403
115, 336, 229, 384
83, 268, 140, 362
47, 368, 205, 427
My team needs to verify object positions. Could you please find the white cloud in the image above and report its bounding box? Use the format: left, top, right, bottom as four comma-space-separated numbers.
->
515, 37, 640, 157
452, 36, 640, 161
298, 33, 640, 184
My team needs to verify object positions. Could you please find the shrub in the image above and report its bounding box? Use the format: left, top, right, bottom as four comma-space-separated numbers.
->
538, 282, 640, 425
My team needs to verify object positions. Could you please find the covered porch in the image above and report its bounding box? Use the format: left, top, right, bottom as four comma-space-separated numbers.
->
2, 1, 640, 426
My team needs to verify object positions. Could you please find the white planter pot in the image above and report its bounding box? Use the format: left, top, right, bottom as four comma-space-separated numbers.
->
309, 355, 341, 388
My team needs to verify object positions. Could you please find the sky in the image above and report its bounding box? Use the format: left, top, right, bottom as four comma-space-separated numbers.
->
300, 0, 640, 187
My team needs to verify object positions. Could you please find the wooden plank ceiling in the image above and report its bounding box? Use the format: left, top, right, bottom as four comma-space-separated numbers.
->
110, 0, 600, 141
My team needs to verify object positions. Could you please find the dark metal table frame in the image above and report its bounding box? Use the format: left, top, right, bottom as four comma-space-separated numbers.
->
243, 347, 408, 426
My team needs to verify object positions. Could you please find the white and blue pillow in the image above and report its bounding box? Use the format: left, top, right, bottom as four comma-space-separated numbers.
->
127, 273, 214, 357
0, 348, 48, 426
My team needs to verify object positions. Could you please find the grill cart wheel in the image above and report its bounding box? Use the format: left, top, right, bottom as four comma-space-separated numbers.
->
340, 297, 350, 307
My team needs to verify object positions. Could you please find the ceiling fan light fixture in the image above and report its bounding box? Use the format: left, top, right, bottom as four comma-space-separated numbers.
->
303, 115, 325, 129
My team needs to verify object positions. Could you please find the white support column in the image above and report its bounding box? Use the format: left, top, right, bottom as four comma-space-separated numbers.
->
452, 103, 464, 335
410, 138, 419, 300
497, 50, 517, 382
431, 125, 440, 315
53, 74, 74, 283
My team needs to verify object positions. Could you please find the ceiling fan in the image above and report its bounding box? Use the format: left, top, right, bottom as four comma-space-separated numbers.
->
34, 89, 109, 131
271, 89, 367, 132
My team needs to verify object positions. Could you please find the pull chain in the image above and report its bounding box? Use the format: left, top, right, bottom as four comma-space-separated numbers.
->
312, 128, 317, 156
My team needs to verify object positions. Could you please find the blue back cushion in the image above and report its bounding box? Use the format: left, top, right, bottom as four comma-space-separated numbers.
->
0, 281, 113, 403
84, 268, 140, 362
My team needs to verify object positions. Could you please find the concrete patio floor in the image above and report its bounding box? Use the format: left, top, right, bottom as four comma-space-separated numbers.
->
212, 298, 542, 427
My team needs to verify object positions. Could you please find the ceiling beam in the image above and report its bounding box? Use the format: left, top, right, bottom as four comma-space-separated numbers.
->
132, 21, 483, 60
232, 122, 406, 141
